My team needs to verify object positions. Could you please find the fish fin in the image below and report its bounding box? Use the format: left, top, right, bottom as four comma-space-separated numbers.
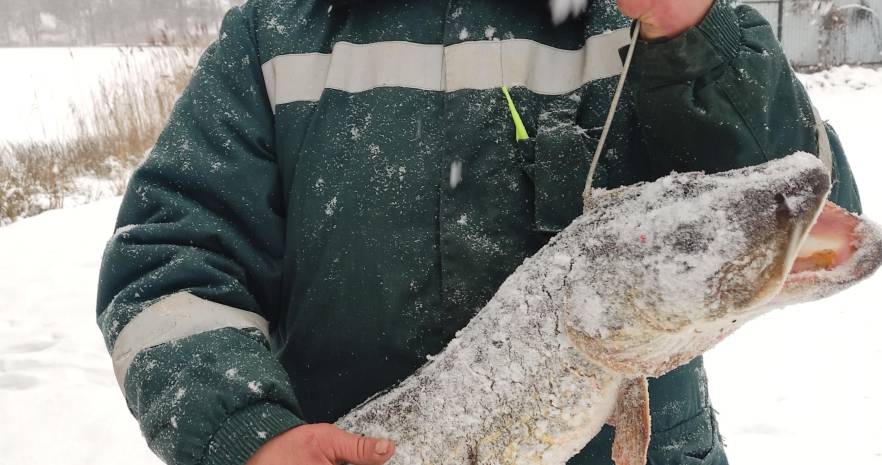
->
611, 377, 651, 465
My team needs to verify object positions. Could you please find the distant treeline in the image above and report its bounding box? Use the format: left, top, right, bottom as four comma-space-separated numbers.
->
0, 0, 237, 46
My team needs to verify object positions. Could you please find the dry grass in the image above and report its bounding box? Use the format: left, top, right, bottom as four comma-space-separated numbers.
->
0, 46, 201, 225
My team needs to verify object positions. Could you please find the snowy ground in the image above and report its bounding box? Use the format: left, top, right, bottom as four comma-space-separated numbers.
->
0, 198, 156, 464
1, 66, 881, 465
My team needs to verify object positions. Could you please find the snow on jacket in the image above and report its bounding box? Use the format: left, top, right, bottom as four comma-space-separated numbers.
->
96, 1, 862, 464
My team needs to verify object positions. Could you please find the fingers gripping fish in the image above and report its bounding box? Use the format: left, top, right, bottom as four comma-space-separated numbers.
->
335, 153, 882, 465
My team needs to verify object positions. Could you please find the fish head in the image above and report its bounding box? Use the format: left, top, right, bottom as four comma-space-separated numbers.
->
561, 153, 882, 377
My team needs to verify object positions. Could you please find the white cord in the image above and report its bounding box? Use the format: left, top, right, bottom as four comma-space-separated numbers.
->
582, 21, 642, 205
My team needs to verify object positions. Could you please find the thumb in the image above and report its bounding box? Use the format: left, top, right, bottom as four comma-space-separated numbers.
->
327, 427, 395, 465
616, 0, 652, 19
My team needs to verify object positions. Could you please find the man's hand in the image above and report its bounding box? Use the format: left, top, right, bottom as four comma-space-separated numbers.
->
246, 423, 396, 465
617, 0, 715, 40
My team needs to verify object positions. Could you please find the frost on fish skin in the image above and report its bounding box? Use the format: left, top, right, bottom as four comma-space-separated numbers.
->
548, 0, 589, 24
337, 153, 882, 465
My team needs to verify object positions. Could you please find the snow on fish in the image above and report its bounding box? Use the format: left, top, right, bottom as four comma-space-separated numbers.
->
336, 153, 882, 465
548, 0, 589, 24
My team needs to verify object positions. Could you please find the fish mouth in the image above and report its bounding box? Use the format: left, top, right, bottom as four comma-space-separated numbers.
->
790, 202, 860, 274
771, 200, 882, 307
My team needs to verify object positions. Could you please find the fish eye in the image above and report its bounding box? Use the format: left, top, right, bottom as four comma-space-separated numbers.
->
774, 193, 788, 206
775, 193, 793, 221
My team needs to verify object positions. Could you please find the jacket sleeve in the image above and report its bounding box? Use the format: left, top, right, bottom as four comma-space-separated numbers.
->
95, 5, 305, 465
629, 0, 862, 214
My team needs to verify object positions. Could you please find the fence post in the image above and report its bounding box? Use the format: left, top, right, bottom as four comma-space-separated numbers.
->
777, 0, 784, 42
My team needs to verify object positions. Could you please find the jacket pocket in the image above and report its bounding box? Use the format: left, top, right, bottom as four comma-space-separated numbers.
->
522, 128, 600, 234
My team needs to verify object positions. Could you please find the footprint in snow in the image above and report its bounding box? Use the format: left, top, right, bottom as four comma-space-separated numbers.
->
1, 339, 56, 354
0, 373, 40, 390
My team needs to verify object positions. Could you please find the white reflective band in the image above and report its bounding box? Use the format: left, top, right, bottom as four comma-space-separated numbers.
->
110, 292, 270, 391
263, 52, 332, 110
261, 28, 630, 110
329, 41, 446, 93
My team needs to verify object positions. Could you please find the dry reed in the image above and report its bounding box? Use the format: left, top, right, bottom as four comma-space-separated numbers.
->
0, 46, 201, 225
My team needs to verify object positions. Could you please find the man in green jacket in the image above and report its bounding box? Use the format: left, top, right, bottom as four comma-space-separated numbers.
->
96, 0, 861, 464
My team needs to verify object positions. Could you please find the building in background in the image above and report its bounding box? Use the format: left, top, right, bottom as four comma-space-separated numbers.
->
743, 0, 882, 67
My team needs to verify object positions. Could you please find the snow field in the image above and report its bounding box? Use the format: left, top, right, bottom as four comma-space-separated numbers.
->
0, 46, 199, 145
0, 198, 161, 464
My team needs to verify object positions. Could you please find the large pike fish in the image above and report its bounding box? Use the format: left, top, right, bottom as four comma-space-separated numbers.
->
336, 153, 882, 465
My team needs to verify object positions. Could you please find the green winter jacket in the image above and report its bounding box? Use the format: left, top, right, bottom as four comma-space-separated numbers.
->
96, 1, 862, 465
